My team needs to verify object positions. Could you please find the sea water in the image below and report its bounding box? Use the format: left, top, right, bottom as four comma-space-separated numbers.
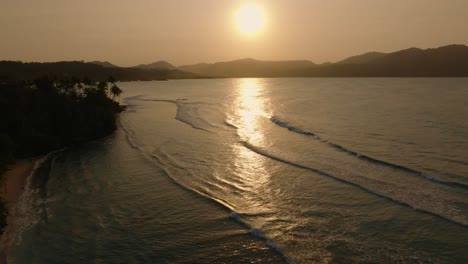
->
11, 78, 468, 263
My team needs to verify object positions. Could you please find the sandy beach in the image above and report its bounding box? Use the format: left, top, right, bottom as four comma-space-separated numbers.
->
0, 160, 36, 264
1, 160, 35, 205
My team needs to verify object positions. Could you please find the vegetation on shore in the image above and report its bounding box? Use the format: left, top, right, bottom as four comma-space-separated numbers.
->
0, 61, 199, 82
0, 76, 123, 232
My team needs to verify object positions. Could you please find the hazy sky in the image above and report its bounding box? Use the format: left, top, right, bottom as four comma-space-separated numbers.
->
1, 0, 468, 66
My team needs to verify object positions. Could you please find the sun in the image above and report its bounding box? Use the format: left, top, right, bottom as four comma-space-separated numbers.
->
235, 4, 266, 35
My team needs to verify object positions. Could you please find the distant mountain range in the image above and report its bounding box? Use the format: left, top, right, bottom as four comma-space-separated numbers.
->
178, 59, 317, 77
336, 52, 387, 64
0, 61, 199, 82
172, 45, 468, 77
1, 44, 467, 81
133, 61, 177, 70
90, 61, 119, 68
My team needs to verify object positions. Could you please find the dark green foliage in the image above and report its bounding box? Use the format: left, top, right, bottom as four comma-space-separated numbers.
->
0, 76, 122, 233
110, 84, 123, 102
0, 134, 14, 172
0, 61, 199, 82
0, 77, 122, 159
0, 200, 6, 232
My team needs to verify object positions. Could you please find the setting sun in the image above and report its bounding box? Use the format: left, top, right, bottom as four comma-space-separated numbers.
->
235, 4, 266, 35
1, 1, 468, 264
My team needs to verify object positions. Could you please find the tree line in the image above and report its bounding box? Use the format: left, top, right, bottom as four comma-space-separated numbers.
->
0, 76, 122, 231
0, 76, 123, 175
0, 76, 123, 231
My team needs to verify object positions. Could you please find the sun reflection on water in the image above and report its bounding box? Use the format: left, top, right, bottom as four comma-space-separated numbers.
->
234, 78, 270, 144
229, 79, 275, 215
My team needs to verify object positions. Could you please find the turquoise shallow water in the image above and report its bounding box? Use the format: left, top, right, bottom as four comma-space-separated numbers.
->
9, 78, 468, 263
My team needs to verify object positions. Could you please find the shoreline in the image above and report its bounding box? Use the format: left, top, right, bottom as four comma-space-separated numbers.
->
0, 160, 35, 205
0, 159, 36, 264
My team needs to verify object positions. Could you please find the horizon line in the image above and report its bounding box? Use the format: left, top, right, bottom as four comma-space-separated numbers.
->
2, 43, 467, 68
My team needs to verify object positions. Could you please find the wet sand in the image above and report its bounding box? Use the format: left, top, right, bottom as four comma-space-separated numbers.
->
0, 160, 36, 264
1, 160, 35, 204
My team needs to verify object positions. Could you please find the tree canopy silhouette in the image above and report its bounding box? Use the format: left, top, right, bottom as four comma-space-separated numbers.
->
0, 76, 124, 232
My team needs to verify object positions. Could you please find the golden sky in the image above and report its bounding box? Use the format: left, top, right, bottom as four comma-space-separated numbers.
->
1, 0, 468, 66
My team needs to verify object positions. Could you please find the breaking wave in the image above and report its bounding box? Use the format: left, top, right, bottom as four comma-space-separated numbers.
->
270, 116, 468, 190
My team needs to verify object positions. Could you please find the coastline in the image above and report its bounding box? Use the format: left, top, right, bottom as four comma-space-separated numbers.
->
0, 160, 35, 205
0, 159, 36, 264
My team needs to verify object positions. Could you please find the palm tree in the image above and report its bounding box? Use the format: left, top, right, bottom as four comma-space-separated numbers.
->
97, 81, 109, 96
110, 84, 123, 102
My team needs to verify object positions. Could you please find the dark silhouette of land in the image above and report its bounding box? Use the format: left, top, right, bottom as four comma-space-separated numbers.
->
133, 60, 177, 70
0, 76, 125, 232
0, 61, 198, 82
179, 59, 317, 78
176, 45, 468, 77
335, 52, 387, 64
1, 45, 467, 82
0, 77, 123, 165
90, 61, 119, 68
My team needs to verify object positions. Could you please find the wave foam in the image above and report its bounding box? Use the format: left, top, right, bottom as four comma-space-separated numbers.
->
270, 116, 468, 189
242, 141, 468, 227
0, 149, 64, 263
230, 212, 296, 264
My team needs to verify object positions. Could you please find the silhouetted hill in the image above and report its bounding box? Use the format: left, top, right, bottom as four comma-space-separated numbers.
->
0, 61, 198, 82
176, 63, 211, 75
370, 45, 468, 65
2, 45, 467, 79
339, 44, 468, 76
336, 52, 387, 64
178, 44, 468, 77
179, 58, 316, 77
90, 61, 119, 68
134, 61, 176, 70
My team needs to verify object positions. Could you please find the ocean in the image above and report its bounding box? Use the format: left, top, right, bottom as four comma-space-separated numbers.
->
8, 78, 468, 263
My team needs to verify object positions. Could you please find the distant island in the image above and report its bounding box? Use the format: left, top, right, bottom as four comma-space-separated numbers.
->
1, 44, 468, 81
